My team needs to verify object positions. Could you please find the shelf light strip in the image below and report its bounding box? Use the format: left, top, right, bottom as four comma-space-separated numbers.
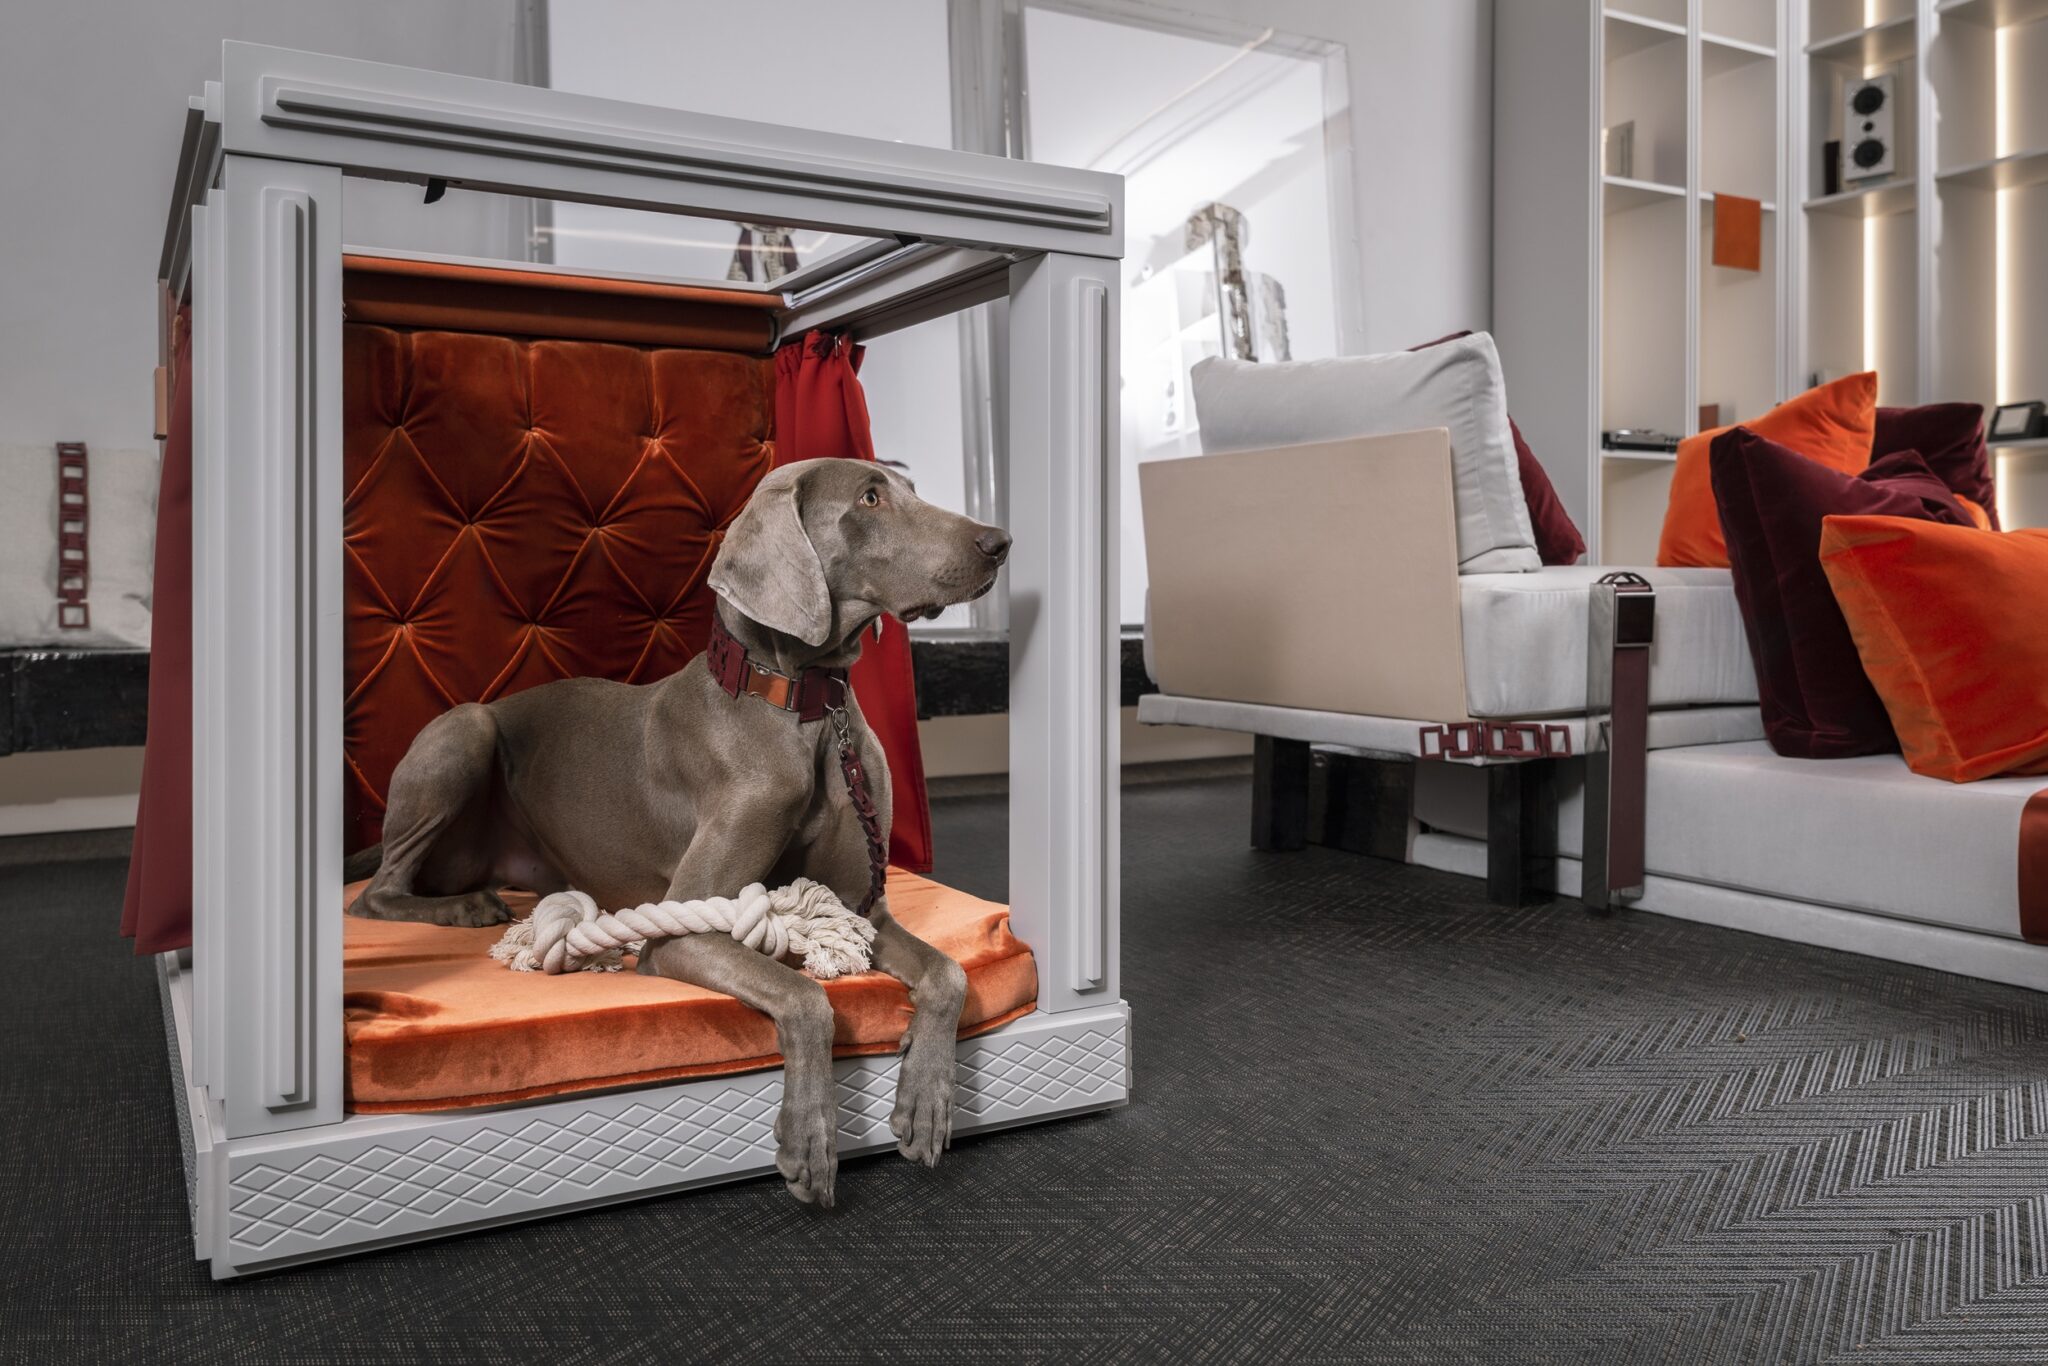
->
1997, 25, 2012, 526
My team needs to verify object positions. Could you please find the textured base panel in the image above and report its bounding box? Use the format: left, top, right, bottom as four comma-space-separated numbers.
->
1413, 831, 2048, 993
159, 956, 1128, 1279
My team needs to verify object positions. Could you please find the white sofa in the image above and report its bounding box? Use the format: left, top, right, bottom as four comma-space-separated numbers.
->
1137, 345, 2048, 992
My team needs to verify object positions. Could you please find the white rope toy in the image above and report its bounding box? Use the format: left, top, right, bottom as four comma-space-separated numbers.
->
489, 877, 877, 979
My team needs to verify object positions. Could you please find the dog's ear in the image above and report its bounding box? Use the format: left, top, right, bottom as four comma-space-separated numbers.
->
709, 466, 832, 646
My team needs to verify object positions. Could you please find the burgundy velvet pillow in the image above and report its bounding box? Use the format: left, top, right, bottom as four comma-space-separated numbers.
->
1712, 427, 1974, 759
1409, 331, 1585, 564
1506, 416, 1587, 566
1874, 402, 1997, 528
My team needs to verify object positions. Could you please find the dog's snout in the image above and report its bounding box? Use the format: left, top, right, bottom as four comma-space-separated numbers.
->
975, 527, 1012, 565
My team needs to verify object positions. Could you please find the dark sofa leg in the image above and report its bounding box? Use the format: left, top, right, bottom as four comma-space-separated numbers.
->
1251, 735, 1311, 851
1486, 761, 1558, 905
1311, 751, 1415, 860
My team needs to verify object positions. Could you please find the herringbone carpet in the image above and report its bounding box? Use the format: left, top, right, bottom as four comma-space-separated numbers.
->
6, 775, 2048, 1364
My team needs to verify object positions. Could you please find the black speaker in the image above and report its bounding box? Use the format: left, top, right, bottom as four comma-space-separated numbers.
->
1843, 74, 1896, 181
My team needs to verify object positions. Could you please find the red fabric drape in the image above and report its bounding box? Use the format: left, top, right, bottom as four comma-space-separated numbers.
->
774, 331, 934, 872
122, 310, 193, 953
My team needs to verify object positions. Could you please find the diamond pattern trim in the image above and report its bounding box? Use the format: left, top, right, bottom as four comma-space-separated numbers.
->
228, 1016, 1127, 1253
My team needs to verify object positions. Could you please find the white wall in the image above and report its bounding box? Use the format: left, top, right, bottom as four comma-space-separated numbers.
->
0, 0, 526, 460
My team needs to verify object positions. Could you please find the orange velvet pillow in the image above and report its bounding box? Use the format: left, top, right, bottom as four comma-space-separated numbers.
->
1657, 372, 1879, 567
1819, 516, 2048, 783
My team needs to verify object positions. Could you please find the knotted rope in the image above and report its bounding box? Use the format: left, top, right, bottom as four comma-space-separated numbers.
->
489, 877, 876, 979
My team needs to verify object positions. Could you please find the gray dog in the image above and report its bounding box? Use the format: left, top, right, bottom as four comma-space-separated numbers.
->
344, 457, 1011, 1207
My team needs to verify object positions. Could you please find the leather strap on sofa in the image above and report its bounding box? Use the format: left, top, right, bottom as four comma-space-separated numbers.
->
2022, 788, 2048, 943
1583, 572, 1655, 911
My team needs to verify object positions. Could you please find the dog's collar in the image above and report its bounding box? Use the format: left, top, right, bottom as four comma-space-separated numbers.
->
704, 615, 849, 722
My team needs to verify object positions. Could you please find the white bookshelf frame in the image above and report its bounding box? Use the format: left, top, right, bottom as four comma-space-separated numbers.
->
1495, 0, 1792, 564
1791, 0, 2048, 527
1500, 0, 2048, 551
156, 41, 1130, 1278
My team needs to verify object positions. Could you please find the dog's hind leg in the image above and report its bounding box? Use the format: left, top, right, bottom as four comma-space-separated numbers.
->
349, 703, 511, 927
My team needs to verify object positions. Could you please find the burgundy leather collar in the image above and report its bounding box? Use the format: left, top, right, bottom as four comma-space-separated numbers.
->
704, 614, 849, 723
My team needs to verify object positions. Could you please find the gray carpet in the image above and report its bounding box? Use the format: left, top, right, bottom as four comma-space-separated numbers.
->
6, 775, 2048, 1364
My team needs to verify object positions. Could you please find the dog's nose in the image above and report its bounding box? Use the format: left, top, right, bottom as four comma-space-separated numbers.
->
975, 528, 1012, 565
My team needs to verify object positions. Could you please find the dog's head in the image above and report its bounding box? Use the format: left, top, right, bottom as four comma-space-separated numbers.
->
709, 457, 1011, 648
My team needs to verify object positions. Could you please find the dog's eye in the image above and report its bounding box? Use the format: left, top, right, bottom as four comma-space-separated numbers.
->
860, 488, 881, 508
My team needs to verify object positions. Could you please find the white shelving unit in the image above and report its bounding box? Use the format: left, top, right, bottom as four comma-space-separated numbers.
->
1790, 0, 2048, 527
1495, 0, 1789, 563
1495, 0, 2048, 557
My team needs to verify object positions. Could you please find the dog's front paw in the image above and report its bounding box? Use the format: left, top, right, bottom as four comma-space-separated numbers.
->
437, 890, 511, 928
891, 1046, 955, 1168
775, 1096, 838, 1207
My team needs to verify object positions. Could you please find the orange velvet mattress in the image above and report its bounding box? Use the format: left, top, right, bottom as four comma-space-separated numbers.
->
343, 871, 1037, 1113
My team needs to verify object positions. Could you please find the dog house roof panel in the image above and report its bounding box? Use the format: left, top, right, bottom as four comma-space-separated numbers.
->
205, 42, 1122, 261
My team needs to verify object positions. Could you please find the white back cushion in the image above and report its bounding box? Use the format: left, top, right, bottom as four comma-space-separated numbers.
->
1190, 333, 1539, 573
0, 444, 157, 649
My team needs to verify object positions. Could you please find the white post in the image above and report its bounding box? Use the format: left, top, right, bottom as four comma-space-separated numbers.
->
213, 154, 346, 1137
1005, 251, 1121, 1015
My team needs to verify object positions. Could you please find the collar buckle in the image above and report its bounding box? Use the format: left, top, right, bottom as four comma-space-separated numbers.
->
706, 614, 848, 722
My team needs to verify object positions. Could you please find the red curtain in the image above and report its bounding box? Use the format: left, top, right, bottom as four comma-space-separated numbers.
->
774, 331, 935, 872
122, 310, 193, 953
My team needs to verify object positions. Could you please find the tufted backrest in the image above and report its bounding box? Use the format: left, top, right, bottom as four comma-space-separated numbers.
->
341, 322, 775, 852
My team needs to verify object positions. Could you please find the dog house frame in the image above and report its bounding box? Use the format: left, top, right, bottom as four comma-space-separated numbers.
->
153, 43, 1126, 1279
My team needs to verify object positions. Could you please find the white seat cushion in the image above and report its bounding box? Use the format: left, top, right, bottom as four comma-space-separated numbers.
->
1642, 742, 2042, 940
0, 442, 158, 648
1412, 737, 2041, 941
1190, 333, 1540, 574
1142, 565, 1759, 718
1459, 566, 1756, 717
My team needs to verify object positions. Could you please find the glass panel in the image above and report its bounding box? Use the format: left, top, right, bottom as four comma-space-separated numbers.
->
541, 212, 877, 290
340, 181, 535, 261
1022, 6, 1354, 626
546, 0, 950, 285
339, 182, 887, 293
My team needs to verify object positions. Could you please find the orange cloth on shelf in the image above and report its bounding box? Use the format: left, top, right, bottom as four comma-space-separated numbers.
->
1819, 516, 2048, 783
343, 869, 1037, 1113
1658, 371, 1879, 567
1711, 193, 1763, 272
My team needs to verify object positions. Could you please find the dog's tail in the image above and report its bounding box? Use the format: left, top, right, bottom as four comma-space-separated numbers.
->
343, 843, 384, 882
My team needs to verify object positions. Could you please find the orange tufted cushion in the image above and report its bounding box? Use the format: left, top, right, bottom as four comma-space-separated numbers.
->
342, 324, 776, 850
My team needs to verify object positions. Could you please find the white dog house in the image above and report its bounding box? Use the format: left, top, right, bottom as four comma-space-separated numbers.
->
153, 43, 1126, 1278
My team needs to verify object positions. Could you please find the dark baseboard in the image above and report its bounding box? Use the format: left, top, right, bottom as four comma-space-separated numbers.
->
1, 649, 151, 756
928, 756, 1250, 801
911, 632, 1157, 718
0, 825, 134, 868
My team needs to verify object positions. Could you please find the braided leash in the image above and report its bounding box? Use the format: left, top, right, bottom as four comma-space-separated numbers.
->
490, 877, 877, 978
